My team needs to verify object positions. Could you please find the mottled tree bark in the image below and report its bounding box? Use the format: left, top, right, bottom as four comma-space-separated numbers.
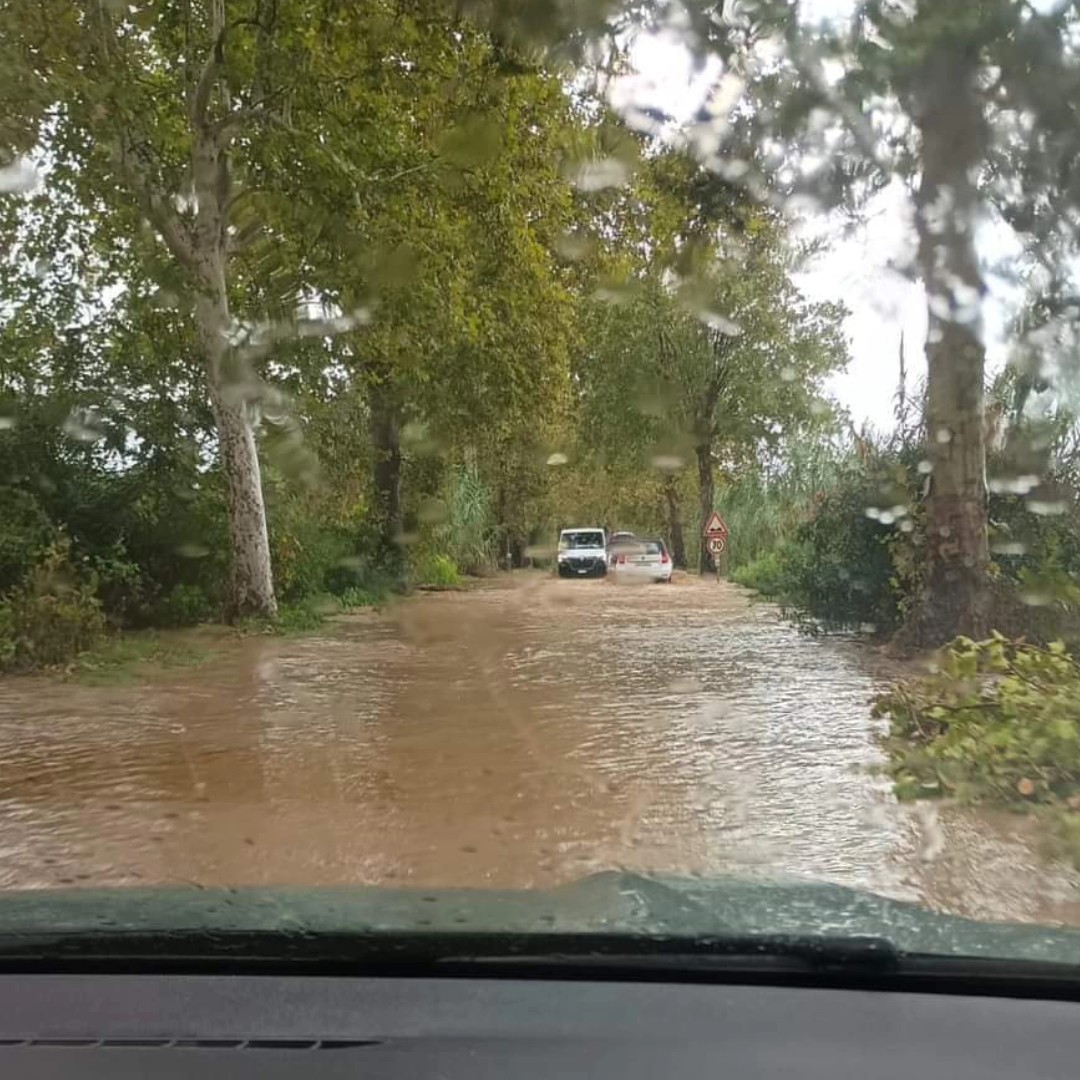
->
196, 280, 277, 621
908, 10, 990, 644
189, 29, 277, 621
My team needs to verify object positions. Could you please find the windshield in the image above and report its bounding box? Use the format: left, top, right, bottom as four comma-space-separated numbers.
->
561, 532, 605, 549
3, 0, 1080, 963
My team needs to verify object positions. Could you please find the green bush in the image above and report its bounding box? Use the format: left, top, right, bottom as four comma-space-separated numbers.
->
0, 604, 14, 670
0, 539, 106, 671
785, 472, 906, 632
87, 538, 145, 625
875, 634, 1080, 804
338, 584, 384, 610
413, 553, 461, 587
731, 478, 905, 634
154, 582, 215, 627
268, 502, 354, 603
276, 593, 340, 633
731, 547, 791, 597
433, 464, 496, 575
1, 406, 231, 629
0, 488, 55, 595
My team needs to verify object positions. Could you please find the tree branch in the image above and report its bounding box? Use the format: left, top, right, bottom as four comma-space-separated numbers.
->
190, 0, 227, 129
209, 103, 278, 143
118, 138, 198, 270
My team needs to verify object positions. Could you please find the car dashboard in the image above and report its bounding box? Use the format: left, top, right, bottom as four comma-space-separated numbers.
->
0, 972, 1077, 1079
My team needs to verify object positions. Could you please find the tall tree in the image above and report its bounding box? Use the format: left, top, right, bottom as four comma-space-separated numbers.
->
574, 152, 847, 572
622, 0, 1080, 639
0, 0, 417, 618
256, 10, 583, 565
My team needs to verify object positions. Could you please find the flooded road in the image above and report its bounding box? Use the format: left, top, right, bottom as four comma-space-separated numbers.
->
1, 572, 1079, 926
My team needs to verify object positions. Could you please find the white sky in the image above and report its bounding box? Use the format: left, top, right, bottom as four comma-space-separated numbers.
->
614, 10, 1028, 433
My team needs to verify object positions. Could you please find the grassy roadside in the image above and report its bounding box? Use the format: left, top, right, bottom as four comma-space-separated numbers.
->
13, 573, 514, 685
63, 573, 502, 685
70, 627, 222, 686
20, 590, 394, 686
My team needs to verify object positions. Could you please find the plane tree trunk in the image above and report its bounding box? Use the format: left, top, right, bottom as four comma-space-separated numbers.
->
908, 10, 990, 644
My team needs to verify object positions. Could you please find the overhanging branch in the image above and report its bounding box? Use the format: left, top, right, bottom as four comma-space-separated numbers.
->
118, 138, 197, 270
190, 0, 228, 129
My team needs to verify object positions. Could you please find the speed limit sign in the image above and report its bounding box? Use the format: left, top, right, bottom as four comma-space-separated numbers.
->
707, 536, 726, 555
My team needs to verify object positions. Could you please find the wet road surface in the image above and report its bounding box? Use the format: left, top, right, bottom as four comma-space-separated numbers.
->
1, 572, 1079, 925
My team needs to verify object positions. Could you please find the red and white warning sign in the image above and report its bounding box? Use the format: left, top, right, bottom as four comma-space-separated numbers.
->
707, 536, 727, 555
703, 511, 729, 539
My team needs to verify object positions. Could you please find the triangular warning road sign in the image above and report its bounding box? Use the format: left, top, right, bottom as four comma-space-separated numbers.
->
703, 510, 729, 537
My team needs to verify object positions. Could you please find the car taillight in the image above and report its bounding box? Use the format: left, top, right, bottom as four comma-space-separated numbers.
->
660, 551, 670, 564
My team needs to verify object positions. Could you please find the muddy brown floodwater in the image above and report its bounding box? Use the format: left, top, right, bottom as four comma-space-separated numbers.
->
1, 572, 1079, 925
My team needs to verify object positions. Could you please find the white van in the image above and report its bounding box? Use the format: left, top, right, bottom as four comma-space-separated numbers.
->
556, 528, 608, 578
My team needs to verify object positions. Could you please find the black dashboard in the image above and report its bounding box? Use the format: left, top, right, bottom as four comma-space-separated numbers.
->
0, 973, 1077, 1078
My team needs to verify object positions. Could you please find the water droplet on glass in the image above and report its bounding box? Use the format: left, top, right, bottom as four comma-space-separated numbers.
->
935, 427, 952, 444
546, 452, 568, 466
991, 541, 1026, 556
780, 366, 797, 382
698, 310, 742, 336
61, 408, 104, 443
666, 676, 704, 694
1027, 498, 1067, 516
989, 474, 1041, 495
418, 498, 448, 524
651, 454, 684, 472
0, 158, 40, 194
152, 288, 181, 310
555, 232, 593, 260
594, 277, 642, 305
566, 157, 631, 192
915, 801, 945, 863
1020, 589, 1054, 607
917, 459, 933, 475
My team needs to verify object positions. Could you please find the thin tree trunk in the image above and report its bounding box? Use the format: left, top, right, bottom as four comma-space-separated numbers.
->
909, 10, 990, 644
369, 377, 404, 579
196, 284, 277, 621
696, 442, 715, 575
662, 474, 687, 568
101, 0, 278, 621
192, 127, 277, 621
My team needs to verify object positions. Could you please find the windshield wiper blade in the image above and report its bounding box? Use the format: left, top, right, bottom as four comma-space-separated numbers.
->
2, 927, 1080, 1000
0, 928, 900, 974
450, 933, 901, 974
